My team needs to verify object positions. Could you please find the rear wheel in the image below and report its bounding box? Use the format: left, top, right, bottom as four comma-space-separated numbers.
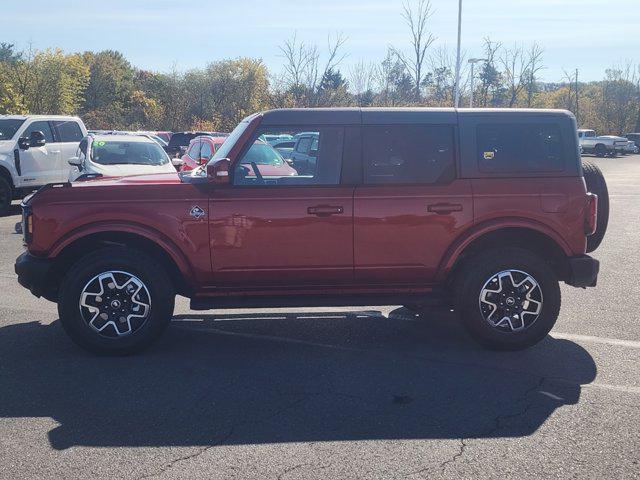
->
58, 247, 175, 355
595, 144, 607, 157
454, 248, 560, 350
582, 161, 609, 252
0, 177, 11, 217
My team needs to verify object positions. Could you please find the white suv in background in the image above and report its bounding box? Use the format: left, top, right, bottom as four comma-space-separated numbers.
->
0, 115, 87, 215
68, 134, 177, 182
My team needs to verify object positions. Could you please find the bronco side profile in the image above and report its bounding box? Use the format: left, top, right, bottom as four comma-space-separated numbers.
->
15, 108, 606, 355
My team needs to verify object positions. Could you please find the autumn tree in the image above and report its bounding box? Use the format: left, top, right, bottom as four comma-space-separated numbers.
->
390, 0, 436, 102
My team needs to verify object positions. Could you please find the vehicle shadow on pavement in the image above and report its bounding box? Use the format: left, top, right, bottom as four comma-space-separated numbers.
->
0, 308, 597, 450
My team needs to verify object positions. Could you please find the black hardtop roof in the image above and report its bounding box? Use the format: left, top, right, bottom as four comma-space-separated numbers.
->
259, 107, 575, 126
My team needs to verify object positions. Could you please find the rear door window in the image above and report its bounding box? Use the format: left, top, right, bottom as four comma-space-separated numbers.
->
477, 123, 564, 173
53, 121, 84, 142
362, 125, 456, 185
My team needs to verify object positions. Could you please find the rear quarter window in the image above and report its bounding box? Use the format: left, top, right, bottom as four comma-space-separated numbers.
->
477, 123, 565, 173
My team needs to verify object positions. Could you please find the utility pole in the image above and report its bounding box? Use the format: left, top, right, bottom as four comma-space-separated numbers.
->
575, 68, 579, 125
468, 58, 487, 108
453, 0, 463, 108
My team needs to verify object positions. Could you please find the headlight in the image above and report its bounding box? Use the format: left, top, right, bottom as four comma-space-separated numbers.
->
22, 192, 36, 205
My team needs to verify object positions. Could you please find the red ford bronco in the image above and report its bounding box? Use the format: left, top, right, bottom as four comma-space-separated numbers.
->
15, 108, 606, 355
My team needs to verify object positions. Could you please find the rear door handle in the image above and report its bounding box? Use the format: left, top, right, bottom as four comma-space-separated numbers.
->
307, 205, 344, 216
427, 203, 463, 214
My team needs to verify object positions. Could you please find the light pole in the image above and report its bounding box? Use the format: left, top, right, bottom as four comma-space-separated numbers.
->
453, 0, 463, 108
468, 58, 487, 108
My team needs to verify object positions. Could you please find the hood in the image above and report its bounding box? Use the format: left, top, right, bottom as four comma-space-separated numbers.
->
0, 140, 14, 153
73, 171, 182, 187
89, 162, 176, 176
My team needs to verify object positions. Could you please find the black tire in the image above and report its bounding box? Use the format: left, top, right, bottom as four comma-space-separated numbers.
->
0, 176, 11, 217
582, 161, 609, 253
58, 246, 175, 355
454, 248, 561, 351
595, 144, 606, 157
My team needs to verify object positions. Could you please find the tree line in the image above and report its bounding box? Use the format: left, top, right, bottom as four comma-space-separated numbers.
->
0, 0, 638, 135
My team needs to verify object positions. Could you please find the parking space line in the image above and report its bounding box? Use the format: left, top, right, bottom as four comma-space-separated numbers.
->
551, 332, 640, 349
583, 383, 640, 394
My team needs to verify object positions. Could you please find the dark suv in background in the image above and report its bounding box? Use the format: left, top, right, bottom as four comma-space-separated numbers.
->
15, 108, 607, 355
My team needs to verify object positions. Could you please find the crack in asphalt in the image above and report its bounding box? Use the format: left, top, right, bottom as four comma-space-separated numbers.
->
135, 393, 317, 480
407, 376, 549, 478
439, 438, 467, 476
277, 462, 311, 480
137, 427, 235, 480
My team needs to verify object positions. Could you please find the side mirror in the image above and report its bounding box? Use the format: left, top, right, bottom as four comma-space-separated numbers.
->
29, 131, 46, 148
68, 156, 83, 167
309, 149, 318, 158
206, 158, 231, 184
17, 137, 30, 150
171, 158, 184, 168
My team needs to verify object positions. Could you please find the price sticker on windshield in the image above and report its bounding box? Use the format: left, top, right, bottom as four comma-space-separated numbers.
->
483, 151, 495, 160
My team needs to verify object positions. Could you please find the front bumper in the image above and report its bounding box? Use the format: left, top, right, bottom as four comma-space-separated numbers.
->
15, 252, 54, 298
566, 255, 599, 288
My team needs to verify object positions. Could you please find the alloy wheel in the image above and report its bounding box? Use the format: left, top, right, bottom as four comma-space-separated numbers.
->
478, 269, 543, 332
79, 271, 151, 337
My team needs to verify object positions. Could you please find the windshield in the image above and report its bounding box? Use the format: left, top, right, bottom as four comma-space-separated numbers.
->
150, 135, 168, 147
241, 142, 284, 166
91, 140, 170, 166
0, 119, 25, 141
168, 133, 196, 147
211, 120, 252, 161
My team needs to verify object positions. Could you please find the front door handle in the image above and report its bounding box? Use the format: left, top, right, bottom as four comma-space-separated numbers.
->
307, 205, 344, 217
427, 203, 463, 215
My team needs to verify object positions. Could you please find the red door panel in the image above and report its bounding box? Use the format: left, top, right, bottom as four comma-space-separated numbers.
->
354, 180, 473, 285
209, 187, 354, 287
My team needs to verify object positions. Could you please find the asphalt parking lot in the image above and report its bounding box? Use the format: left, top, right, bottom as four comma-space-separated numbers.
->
0, 155, 639, 479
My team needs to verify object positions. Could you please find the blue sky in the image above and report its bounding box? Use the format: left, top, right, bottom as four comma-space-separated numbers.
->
2, 0, 638, 82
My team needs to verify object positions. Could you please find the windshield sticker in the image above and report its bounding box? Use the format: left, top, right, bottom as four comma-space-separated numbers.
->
95, 141, 106, 147
484, 151, 495, 160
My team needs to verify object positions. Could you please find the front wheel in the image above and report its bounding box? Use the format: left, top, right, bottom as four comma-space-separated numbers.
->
58, 247, 175, 355
0, 176, 11, 217
454, 248, 560, 350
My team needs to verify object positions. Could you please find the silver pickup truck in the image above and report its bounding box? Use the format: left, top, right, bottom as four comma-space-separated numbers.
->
578, 129, 628, 157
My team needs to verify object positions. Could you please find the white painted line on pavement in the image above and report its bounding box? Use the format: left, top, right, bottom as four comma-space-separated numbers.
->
583, 383, 640, 395
551, 332, 640, 349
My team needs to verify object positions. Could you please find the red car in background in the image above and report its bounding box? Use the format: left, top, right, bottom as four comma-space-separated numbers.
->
180, 136, 227, 172
180, 136, 298, 179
